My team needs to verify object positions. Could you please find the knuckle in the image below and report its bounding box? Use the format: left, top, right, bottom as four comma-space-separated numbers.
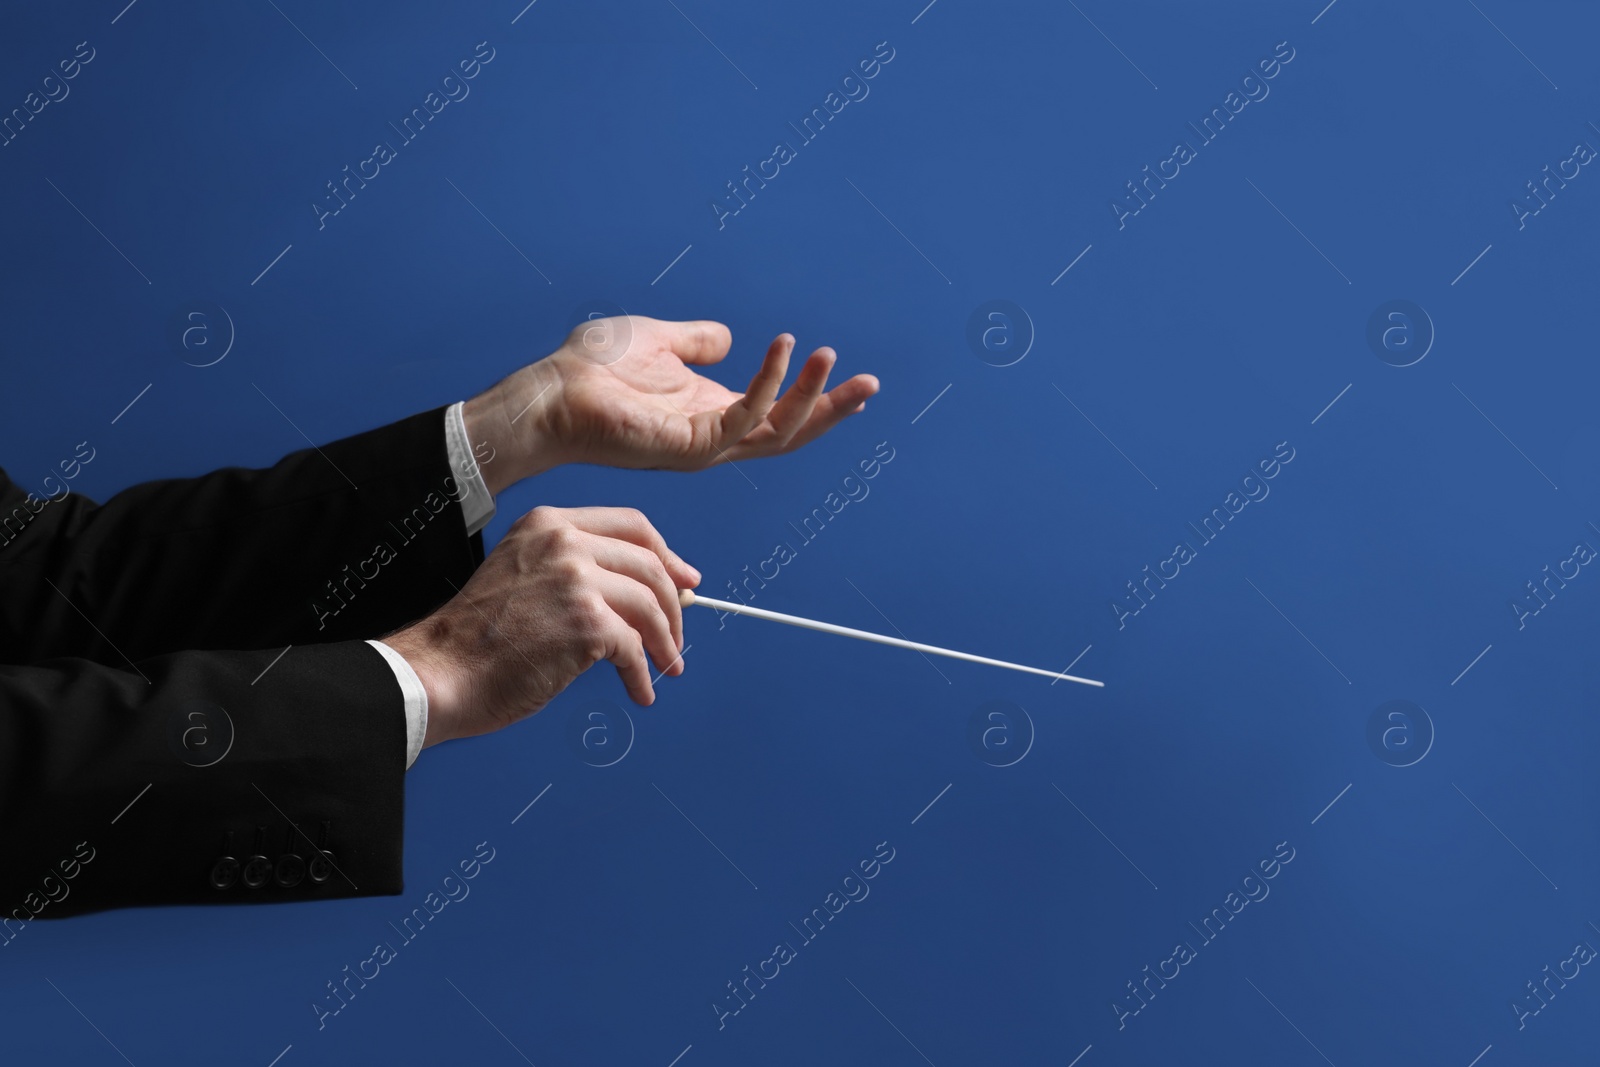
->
572, 592, 607, 630
642, 612, 668, 644
645, 552, 670, 584
518, 506, 565, 539
574, 611, 611, 664
544, 523, 579, 554
553, 557, 587, 587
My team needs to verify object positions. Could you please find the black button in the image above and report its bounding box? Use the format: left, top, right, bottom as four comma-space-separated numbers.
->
308, 850, 335, 885
308, 820, 335, 885
242, 854, 272, 889
209, 856, 239, 890
275, 852, 306, 888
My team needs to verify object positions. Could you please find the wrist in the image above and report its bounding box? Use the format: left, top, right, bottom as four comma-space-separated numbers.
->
462, 370, 563, 494
385, 621, 464, 748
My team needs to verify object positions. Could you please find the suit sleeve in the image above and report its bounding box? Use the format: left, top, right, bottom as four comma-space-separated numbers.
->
0, 640, 408, 919
0, 406, 493, 919
0, 406, 486, 664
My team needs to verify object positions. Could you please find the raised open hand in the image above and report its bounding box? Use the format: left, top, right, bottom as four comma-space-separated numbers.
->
464, 316, 879, 488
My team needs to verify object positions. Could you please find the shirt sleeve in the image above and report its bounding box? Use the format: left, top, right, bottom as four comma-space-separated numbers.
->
375, 403, 491, 769
366, 639, 427, 770
369, 400, 497, 770
445, 401, 496, 537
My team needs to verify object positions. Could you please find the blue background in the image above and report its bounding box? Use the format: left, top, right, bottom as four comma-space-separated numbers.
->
3, 1, 1597, 1064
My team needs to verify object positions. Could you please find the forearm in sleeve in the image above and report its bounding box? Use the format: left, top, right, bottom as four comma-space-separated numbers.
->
0, 641, 408, 919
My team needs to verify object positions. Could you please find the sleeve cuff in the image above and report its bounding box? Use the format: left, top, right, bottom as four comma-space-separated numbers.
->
366, 639, 427, 770
445, 401, 496, 537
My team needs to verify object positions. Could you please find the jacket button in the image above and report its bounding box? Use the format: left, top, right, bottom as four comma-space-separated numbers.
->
242, 826, 272, 888
275, 852, 306, 888
308, 850, 336, 885
209, 856, 239, 890
308, 820, 335, 884
242, 855, 272, 888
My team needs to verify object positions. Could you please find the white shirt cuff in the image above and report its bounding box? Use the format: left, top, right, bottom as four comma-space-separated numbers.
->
367, 639, 428, 770
445, 401, 496, 536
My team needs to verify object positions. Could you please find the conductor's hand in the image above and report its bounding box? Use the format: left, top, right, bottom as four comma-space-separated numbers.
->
384, 506, 699, 748
463, 316, 880, 491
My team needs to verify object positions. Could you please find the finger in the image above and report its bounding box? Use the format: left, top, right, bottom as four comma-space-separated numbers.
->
587, 535, 684, 653
595, 571, 682, 679
781, 373, 881, 452
663, 319, 734, 365
717, 333, 793, 445
762, 346, 835, 448
563, 507, 700, 588
600, 612, 656, 705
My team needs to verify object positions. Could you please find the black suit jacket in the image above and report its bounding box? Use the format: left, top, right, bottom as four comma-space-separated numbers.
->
0, 407, 484, 921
